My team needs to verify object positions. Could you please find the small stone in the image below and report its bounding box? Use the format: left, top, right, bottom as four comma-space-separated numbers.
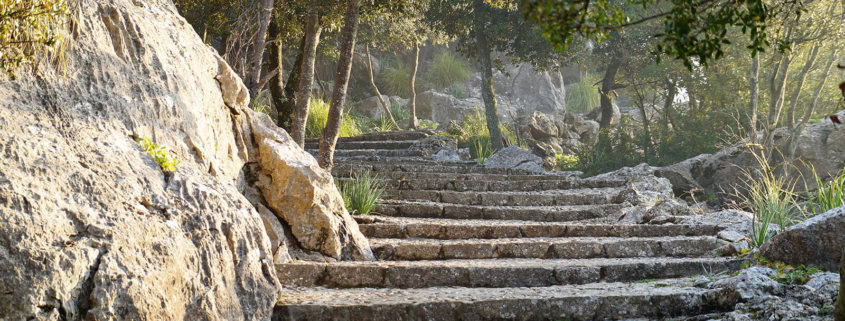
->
718, 230, 747, 243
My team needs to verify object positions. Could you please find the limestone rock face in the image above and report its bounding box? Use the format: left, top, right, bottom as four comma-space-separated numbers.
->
348, 95, 391, 119
250, 112, 374, 261
415, 90, 482, 125
484, 146, 545, 173
528, 111, 558, 138
760, 205, 845, 271
0, 0, 369, 319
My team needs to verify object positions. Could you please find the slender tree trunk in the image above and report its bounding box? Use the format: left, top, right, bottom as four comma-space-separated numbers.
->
318, 0, 362, 170
662, 78, 676, 141
407, 43, 420, 130
765, 53, 791, 149
599, 57, 621, 129
786, 44, 820, 129
268, 19, 284, 125
365, 45, 398, 128
474, 0, 503, 151
277, 36, 306, 132
247, 0, 275, 100
783, 49, 838, 177
291, 0, 322, 147
748, 52, 759, 143
835, 246, 845, 321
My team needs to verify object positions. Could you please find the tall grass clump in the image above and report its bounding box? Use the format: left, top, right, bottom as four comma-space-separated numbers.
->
0, 0, 70, 77
306, 98, 362, 138
810, 169, 845, 214
338, 171, 385, 215
736, 152, 800, 248
426, 50, 472, 89
565, 72, 600, 114
380, 59, 411, 97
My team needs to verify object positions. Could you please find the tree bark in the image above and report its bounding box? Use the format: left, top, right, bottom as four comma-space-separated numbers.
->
365, 45, 398, 128
247, 0, 275, 100
783, 49, 837, 177
599, 57, 621, 129
786, 44, 820, 129
276, 36, 306, 132
474, 0, 503, 152
318, 0, 362, 170
291, 0, 322, 147
765, 52, 791, 149
267, 19, 284, 125
662, 78, 676, 138
836, 246, 845, 321
407, 43, 420, 130
748, 52, 759, 143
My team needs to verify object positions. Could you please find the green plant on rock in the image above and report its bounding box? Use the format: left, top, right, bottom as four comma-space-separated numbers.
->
390, 103, 410, 121
810, 169, 845, 215
734, 151, 801, 248
0, 0, 70, 77
338, 170, 385, 215
744, 255, 824, 285
380, 59, 411, 97
449, 84, 468, 99
565, 72, 600, 114
368, 115, 399, 132
425, 49, 472, 90
136, 137, 180, 172
555, 152, 579, 171
471, 138, 492, 165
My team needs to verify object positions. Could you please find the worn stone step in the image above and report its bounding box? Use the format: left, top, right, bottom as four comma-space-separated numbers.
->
306, 149, 426, 158
376, 202, 624, 222
370, 236, 725, 260
385, 187, 625, 207
333, 162, 548, 176
275, 257, 743, 288
357, 216, 723, 240
273, 278, 735, 321
335, 177, 625, 194
333, 170, 583, 182
304, 130, 432, 143
304, 140, 417, 150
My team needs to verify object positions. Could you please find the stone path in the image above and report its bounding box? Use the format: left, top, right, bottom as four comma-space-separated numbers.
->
281, 131, 744, 321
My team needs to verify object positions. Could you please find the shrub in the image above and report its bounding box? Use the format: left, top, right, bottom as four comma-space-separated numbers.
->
390, 103, 410, 121
449, 84, 468, 99
556, 152, 579, 171
0, 0, 70, 77
810, 169, 845, 214
306, 98, 362, 138
565, 72, 600, 114
425, 50, 472, 90
380, 59, 411, 97
338, 171, 385, 215
136, 137, 180, 172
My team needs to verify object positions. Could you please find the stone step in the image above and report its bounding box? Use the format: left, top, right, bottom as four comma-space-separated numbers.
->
273, 278, 735, 321
370, 236, 725, 260
385, 187, 625, 207
337, 176, 627, 193
275, 257, 743, 288
304, 140, 417, 150
357, 216, 723, 240
304, 130, 432, 143
334, 162, 543, 176
376, 202, 624, 222
333, 170, 583, 182
306, 149, 426, 158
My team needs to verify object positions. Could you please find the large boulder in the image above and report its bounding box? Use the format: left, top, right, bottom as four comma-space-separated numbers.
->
0, 0, 370, 319
415, 90, 481, 125
484, 64, 566, 122
655, 154, 708, 199
348, 95, 391, 119
760, 205, 845, 271
527, 111, 558, 139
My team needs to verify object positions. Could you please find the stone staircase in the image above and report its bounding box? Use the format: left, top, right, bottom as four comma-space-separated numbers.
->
276, 131, 744, 321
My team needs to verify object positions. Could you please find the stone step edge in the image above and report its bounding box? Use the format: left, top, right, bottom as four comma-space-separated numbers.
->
275, 257, 745, 288
370, 236, 726, 261
273, 279, 736, 321
375, 202, 625, 222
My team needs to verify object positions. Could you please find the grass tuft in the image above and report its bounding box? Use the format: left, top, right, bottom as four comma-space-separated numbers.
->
338, 171, 385, 215
306, 98, 362, 138
565, 72, 601, 114
810, 169, 845, 215
425, 50, 472, 90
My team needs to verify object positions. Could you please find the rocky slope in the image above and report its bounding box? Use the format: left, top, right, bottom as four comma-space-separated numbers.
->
0, 0, 370, 319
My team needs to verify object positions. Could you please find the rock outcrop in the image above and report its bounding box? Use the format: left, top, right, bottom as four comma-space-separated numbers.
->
414, 90, 482, 125
0, 0, 370, 319
760, 205, 845, 271
484, 146, 545, 173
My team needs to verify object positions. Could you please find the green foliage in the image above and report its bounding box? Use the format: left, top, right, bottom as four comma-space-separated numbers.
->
306, 98, 362, 138
390, 103, 410, 121
367, 115, 399, 132
746, 255, 824, 285
0, 0, 69, 77
555, 152, 579, 171
419, 119, 439, 130
449, 84, 469, 99
338, 171, 385, 215
701, 263, 728, 282
810, 170, 845, 215
136, 137, 180, 172
471, 138, 492, 164
736, 153, 800, 248
380, 59, 412, 97
565, 73, 600, 114
425, 50, 472, 90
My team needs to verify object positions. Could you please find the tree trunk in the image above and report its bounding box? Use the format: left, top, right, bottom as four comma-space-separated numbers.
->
783, 49, 838, 177
765, 53, 791, 149
318, 0, 362, 170
267, 19, 284, 125
365, 45, 398, 128
247, 0, 275, 100
474, 0, 503, 152
290, 0, 322, 147
407, 43, 420, 130
786, 44, 820, 129
748, 52, 759, 143
836, 246, 845, 321
599, 57, 621, 129
277, 36, 306, 132
662, 78, 676, 141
